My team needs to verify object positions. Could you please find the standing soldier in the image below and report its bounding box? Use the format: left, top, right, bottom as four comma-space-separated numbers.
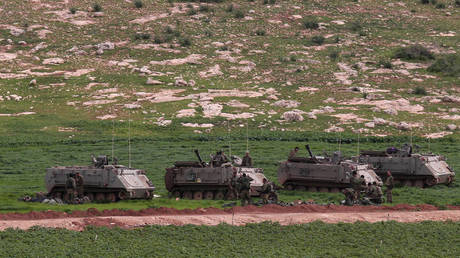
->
260, 178, 273, 204
385, 170, 394, 203
75, 172, 84, 198
237, 173, 253, 206
350, 171, 361, 202
228, 170, 239, 199
65, 173, 77, 204
241, 151, 253, 167
288, 147, 299, 160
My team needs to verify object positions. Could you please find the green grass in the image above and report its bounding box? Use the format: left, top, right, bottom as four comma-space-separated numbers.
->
0, 221, 459, 257
0, 134, 458, 213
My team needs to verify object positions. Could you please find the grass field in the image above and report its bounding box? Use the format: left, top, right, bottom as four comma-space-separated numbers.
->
0, 221, 459, 257
0, 133, 458, 213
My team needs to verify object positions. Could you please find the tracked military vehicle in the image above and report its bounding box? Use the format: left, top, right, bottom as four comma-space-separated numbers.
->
278, 145, 382, 192
165, 150, 268, 200
358, 144, 455, 187
45, 155, 155, 202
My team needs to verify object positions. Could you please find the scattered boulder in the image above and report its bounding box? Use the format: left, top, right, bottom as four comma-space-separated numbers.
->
10, 28, 24, 36
174, 78, 188, 87
282, 111, 304, 122
324, 126, 344, 133
397, 122, 411, 131
272, 100, 300, 108
29, 79, 37, 86
42, 57, 65, 65
446, 124, 457, 131
146, 78, 163, 85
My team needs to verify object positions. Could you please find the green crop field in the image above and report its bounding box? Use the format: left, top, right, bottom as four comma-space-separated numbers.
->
0, 133, 458, 213
0, 221, 459, 257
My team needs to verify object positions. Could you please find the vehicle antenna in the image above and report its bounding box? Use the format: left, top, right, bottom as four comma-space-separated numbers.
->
227, 120, 231, 157
246, 119, 249, 152
112, 107, 115, 162
338, 132, 342, 153
410, 130, 413, 147
357, 131, 360, 157
128, 110, 131, 168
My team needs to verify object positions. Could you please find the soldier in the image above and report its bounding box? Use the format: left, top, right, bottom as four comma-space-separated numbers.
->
367, 182, 383, 204
288, 147, 299, 160
212, 150, 229, 167
237, 173, 253, 206
342, 188, 355, 206
350, 171, 361, 202
260, 178, 275, 204
228, 170, 239, 199
75, 172, 84, 198
241, 151, 253, 167
65, 173, 77, 204
385, 170, 394, 203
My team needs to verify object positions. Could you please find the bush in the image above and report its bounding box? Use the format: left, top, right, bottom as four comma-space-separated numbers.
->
134, 0, 144, 8
413, 86, 427, 95
289, 55, 297, 62
255, 29, 266, 36
303, 17, 319, 29
378, 59, 393, 69
311, 35, 325, 45
134, 33, 151, 40
179, 37, 192, 47
199, 5, 211, 12
394, 45, 434, 61
430, 0, 437, 4
456, 0, 460, 6
226, 4, 234, 12
187, 8, 197, 15
420, 0, 429, 4
427, 54, 460, 76
92, 3, 102, 12
69, 7, 77, 14
435, 2, 445, 8
164, 26, 174, 34
329, 50, 340, 61
234, 10, 245, 18
349, 21, 362, 32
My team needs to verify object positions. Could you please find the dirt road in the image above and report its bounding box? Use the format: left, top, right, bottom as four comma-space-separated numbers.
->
1, 210, 459, 231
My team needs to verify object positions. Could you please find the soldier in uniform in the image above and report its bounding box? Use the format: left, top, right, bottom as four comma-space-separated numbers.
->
228, 170, 239, 199
342, 188, 355, 206
212, 150, 229, 167
385, 170, 394, 203
288, 147, 299, 160
241, 151, 253, 167
367, 182, 383, 204
237, 173, 253, 206
260, 178, 275, 204
65, 173, 77, 204
75, 172, 84, 198
350, 171, 361, 202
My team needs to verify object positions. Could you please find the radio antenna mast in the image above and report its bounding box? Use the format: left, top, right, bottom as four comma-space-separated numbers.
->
227, 120, 231, 157
128, 110, 131, 168
357, 131, 360, 156
246, 120, 249, 152
112, 107, 115, 162
338, 132, 342, 152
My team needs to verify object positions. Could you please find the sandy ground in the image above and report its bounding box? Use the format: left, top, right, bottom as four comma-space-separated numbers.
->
1, 210, 459, 231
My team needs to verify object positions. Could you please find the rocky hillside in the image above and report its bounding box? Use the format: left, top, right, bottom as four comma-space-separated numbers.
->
0, 0, 459, 139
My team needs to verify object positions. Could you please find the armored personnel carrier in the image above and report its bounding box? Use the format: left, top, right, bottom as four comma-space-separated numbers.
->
45, 155, 155, 202
278, 145, 382, 192
164, 150, 268, 200
358, 144, 455, 187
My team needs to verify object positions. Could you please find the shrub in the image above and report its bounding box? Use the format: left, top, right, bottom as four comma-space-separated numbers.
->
311, 35, 325, 45
134, 0, 144, 8
234, 10, 245, 18
413, 86, 427, 95
179, 37, 192, 47
435, 2, 445, 8
269, 0, 276, 3
164, 26, 174, 34
187, 8, 197, 15
329, 50, 340, 60
420, 0, 429, 4
303, 17, 319, 29
456, 0, 460, 6
199, 5, 211, 12
378, 59, 393, 69
255, 29, 266, 36
69, 7, 77, 14
349, 21, 362, 32
134, 33, 151, 40
226, 4, 234, 12
427, 54, 460, 76
262, 0, 269, 4
394, 45, 434, 60
289, 55, 297, 62
333, 35, 340, 43
430, 0, 437, 4
92, 3, 102, 12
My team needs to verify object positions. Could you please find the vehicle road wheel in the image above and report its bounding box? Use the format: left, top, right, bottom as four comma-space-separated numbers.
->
106, 193, 117, 202
193, 191, 203, 200
215, 191, 225, 200
414, 180, 424, 188
118, 191, 128, 200
87, 193, 94, 201
296, 186, 306, 191
204, 191, 214, 200
425, 177, 437, 186
319, 187, 329, 193
172, 190, 181, 198
95, 193, 105, 202
403, 180, 412, 187
308, 186, 317, 192
330, 188, 340, 193
183, 191, 193, 200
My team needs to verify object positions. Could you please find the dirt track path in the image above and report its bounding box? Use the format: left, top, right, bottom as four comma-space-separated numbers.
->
1, 210, 459, 231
